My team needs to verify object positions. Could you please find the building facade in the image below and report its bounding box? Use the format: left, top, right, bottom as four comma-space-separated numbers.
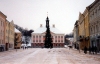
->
5, 20, 10, 50
73, 20, 79, 49
0, 11, 7, 51
78, 12, 85, 49
87, 0, 100, 52
32, 24, 65, 48
5, 20, 15, 50
14, 32, 22, 49
9, 21, 15, 49
74, 9, 90, 50
83, 8, 90, 48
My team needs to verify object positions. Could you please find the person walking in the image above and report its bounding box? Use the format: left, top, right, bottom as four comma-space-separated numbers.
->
89, 46, 92, 54
92, 46, 95, 54
94, 46, 97, 54
84, 46, 87, 54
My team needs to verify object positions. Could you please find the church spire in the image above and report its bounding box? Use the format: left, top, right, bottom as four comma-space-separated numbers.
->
46, 12, 49, 20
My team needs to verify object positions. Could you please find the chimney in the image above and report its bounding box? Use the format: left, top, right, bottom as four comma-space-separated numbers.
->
40, 24, 42, 27
52, 24, 55, 28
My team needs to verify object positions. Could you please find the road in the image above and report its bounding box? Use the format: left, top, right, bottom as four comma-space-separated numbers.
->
0, 48, 100, 64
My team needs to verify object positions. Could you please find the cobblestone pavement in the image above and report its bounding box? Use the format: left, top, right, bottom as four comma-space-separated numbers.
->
0, 48, 100, 64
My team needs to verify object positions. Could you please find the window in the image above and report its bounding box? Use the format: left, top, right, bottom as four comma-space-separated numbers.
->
98, 6, 100, 10
95, 9, 97, 16
59, 44, 60, 46
58, 40, 60, 42
2, 22, 3, 26
55, 36, 57, 38
61, 36, 63, 38
36, 36, 38, 38
6, 30, 7, 33
96, 25, 98, 32
61, 40, 63, 42
1, 30, 2, 36
92, 12, 94, 15
94, 26, 95, 33
58, 36, 60, 38
33, 36, 35, 38
6, 36, 7, 40
55, 40, 57, 42
2, 40, 3, 43
33, 40, 35, 42
36, 40, 38, 42
1, 21, 2, 26
91, 27, 92, 32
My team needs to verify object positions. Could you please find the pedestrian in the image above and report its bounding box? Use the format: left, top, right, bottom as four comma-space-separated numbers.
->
89, 46, 91, 54
84, 46, 87, 54
1, 45, 4, 52
92, 46, 94, 54
25, 46, 26, 49
23, 46, 25, 50
94, 46, 97, 54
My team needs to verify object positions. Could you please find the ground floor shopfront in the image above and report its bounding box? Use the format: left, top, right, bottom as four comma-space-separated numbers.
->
90, 36, 100, 52
0, 43, 14, 52
31, 43, 64, 48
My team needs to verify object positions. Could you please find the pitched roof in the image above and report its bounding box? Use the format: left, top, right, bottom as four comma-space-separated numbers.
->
33, 26, 64, 34
87, 0, 99, 10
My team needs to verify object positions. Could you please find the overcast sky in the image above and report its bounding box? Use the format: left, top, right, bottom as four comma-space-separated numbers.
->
0, 0, 95, 34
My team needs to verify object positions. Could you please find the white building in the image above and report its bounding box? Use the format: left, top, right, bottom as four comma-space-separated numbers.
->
32, 24, 65, 48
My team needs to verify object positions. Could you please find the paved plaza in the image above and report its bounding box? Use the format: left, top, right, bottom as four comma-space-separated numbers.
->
0, 48, 100, 64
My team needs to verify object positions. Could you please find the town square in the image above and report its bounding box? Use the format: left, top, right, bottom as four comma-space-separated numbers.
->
0, 48, 100, 64
0, 0, 100, 64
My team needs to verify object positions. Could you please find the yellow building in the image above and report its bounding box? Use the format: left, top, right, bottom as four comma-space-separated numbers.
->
78, 9, 90, 50
8, 21, 15, 50
14, 32, 22, 49
5, 20, 9, 50
0, 11, 7, 51
78, 12, 85, 49
83, 8, 90, 48
5, 20, 15, 50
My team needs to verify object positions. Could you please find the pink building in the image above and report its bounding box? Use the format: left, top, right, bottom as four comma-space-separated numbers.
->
32, 24, 65, 48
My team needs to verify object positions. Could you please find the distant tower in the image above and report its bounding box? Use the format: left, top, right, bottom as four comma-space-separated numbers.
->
44, 15, 53, 48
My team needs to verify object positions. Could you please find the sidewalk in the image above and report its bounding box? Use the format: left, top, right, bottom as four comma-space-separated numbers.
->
71, 48, 100, 61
